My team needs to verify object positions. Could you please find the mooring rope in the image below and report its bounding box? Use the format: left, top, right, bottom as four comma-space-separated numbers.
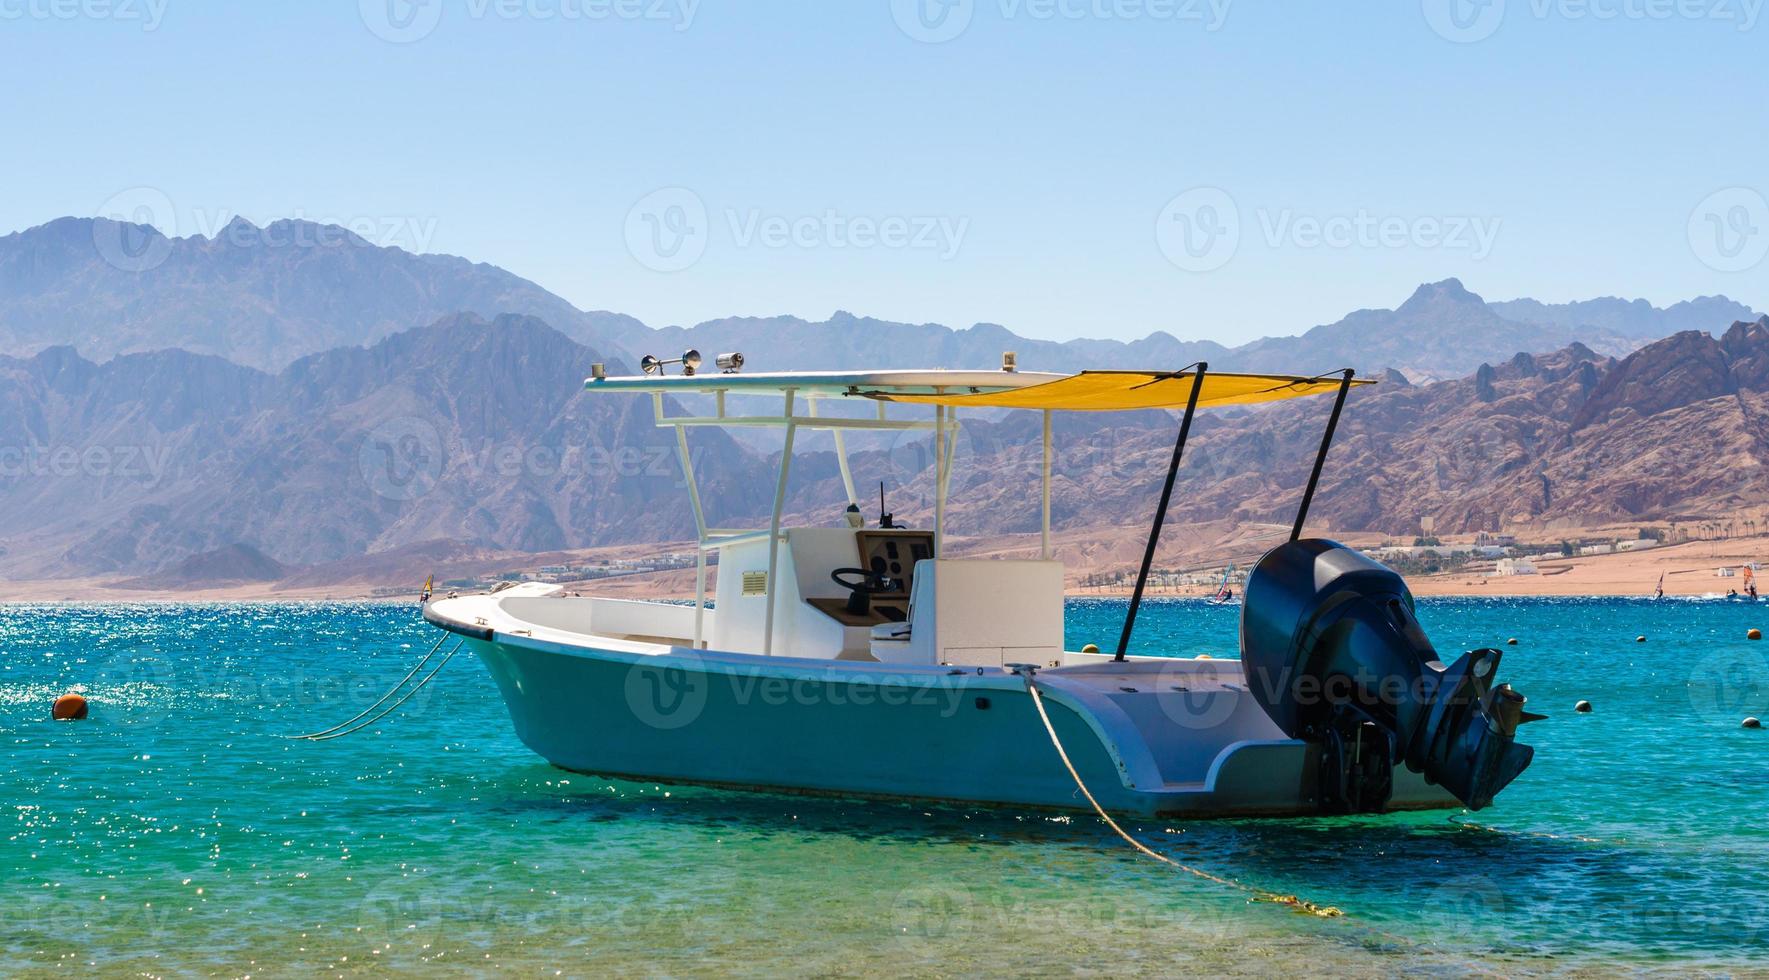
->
277, 632, 452, 739
1019, 673, 1343, 918
298, 637, 465, 742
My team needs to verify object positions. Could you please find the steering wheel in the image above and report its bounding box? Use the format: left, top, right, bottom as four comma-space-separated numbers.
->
831, 567, 893, 616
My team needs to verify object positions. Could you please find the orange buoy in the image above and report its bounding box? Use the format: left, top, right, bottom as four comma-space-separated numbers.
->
52, 693, 88, 721
1749, 628, 1762, 641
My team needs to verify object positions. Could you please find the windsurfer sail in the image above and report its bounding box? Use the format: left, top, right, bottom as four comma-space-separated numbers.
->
1746, 566, 1758, 600
1209, 565, 1235, 604
1654, 572, 1664, 600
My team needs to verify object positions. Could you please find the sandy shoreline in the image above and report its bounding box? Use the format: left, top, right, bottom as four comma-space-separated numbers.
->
3, 534, 1764, 603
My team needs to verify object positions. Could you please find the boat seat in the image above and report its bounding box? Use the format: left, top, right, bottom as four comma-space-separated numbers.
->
867, 559, 1064, 667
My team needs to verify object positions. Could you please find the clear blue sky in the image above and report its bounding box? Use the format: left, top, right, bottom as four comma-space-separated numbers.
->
2, 1, 1765, 345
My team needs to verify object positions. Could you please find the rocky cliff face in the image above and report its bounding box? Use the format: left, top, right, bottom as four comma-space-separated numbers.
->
0, 315, 765, 576
0, 217, 647, 370
866, 318, 1769, 539
3, 314, 1767, 579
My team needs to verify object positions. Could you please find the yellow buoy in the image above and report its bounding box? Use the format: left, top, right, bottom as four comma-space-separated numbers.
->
1081, 643, 1100, 654
1749, 629, 1762, 641
52, 693, 88, 721
1196, 654, 1213, 660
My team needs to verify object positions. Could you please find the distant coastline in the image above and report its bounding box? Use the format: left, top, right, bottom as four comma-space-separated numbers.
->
5, 532, 1762, 604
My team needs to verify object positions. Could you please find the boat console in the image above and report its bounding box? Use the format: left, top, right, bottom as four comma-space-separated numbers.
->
808, 529, 936, 626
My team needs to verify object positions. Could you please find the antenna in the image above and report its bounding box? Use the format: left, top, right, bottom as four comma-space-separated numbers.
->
878, 481, 894, 529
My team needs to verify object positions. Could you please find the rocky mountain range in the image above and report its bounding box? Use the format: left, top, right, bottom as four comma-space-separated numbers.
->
0, 217, 647, 370
0, 216, 1755, 381
0, 315, 770, 578
3, 309, 1767, 582
864, 317, 1769, 544
0, 212, 1765, 585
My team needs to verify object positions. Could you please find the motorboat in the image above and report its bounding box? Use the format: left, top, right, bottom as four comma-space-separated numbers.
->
424, 356, 1536, 816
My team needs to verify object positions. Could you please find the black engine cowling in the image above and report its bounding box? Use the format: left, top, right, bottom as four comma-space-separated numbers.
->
1240, 539, 1535, 812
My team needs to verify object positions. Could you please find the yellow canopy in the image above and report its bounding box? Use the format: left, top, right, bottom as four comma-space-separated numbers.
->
862, 370, 1369, 412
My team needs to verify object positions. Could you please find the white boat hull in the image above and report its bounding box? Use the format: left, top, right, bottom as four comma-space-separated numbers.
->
446, 615, 1456, 817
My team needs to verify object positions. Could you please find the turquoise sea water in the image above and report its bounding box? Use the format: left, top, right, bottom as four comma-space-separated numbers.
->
3, 598, 1767, 976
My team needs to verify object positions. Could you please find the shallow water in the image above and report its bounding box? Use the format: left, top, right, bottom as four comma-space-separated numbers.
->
2, 598, 1767, 976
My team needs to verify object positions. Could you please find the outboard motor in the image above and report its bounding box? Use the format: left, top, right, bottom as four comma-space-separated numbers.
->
1241, 539, 1536, 812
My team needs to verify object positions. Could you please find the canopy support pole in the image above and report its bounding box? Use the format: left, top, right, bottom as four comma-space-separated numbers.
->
763, 390, 797, 657
1116, 363, 1208, 662
1290, 369, 1356, 542
933, 406, 948, 552
1040, 409, 1053, 561
659, 391, 711, 649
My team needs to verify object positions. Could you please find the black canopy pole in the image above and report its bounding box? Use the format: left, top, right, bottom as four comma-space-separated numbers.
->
1290, 368, 1356, 542
1116, 363, 1209, 662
